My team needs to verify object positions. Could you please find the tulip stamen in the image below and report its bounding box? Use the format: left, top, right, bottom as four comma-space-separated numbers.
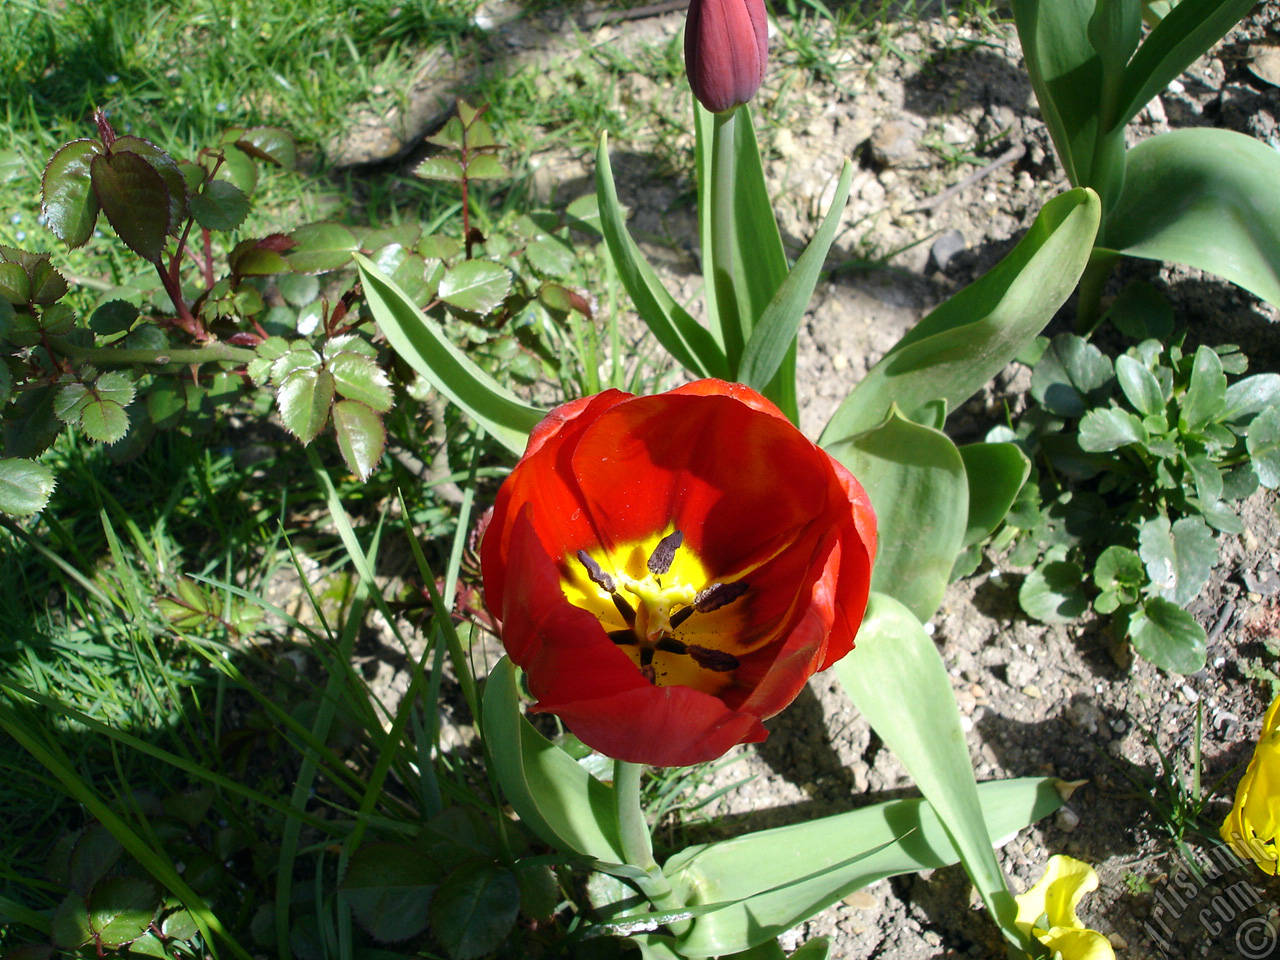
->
647, 530, 684, 577
577, 550, 616, 593
695, 581, 749, 613
687, 645, 740, 672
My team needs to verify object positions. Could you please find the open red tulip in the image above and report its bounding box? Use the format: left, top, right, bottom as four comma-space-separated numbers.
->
480, 380, 876, 767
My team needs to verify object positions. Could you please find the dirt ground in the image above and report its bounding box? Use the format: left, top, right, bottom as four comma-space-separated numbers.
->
344, 3, 1280, 957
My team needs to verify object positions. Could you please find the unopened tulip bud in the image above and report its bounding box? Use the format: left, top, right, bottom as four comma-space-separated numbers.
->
684, 0, 768, 114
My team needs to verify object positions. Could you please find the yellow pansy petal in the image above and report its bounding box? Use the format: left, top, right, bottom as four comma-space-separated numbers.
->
1262, 694, 1280, 738
1016, 855, 1099, 932
1222, 696, 1280, 875
1039, 925, 1116, 960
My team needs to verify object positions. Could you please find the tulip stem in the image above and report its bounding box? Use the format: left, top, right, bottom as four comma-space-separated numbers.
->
709, 108, 744, 370
613, 759, 685, 915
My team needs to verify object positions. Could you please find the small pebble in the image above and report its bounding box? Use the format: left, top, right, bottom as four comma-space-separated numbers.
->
1023, 684, 1041, 699
1180, 685, 1200, 704
1056, 807, 1081, 832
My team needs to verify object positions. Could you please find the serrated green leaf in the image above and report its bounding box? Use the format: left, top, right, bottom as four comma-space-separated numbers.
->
286, 222, 358, 273
0, 458, 56, 518
1138, 514, 1215, 606
565, 194, 602, 234
69, 823, 124, 893
328, 353, 392, 412
1126, 596, 1207, 673
1247, 405, 1280, 489
90, 300, 139, 336
91, 150, 170, 261
42, 139, 103, 248
80, 396, 130, 443
0, 359, 11, 405
271, 343, 322, 383
524, 236, 576, 277
217, 144, 257, 195
1020, 559, 1087, 624
1079, 407, 1148, 451
465, 155, 507, 180
339, 842, 438, 943
277, 367, 333, 444
1030, 334, 1114, 419
230, 238, 291, 276
438, 260, 511, 313
88, 876, 155, 947
332, 400, 386, 480
161, 907, 201, 941
29, 259, 69, 306
110, 136, 188, 231
51, 892, 92, 948
1114, 353, 1164, 417
190, 179, 250, 232
415, 156, 465, 181
515, 863, 558, 922
226, 126, 296, 168
430, 861, 520, 960
0, 261, 30, 303
276, 272, 319, 308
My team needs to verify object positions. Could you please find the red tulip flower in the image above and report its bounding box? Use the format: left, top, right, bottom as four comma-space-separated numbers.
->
480, 380, 876, 767
684, 0, 769, 114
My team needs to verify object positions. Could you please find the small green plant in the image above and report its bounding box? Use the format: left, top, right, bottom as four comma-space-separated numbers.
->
993, 282, 1280, 673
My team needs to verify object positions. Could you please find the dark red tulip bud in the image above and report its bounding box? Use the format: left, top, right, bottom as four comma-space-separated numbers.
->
684, 0, 769, 114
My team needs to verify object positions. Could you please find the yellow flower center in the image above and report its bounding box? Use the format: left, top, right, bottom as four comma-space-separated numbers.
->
560, 529, 750, 692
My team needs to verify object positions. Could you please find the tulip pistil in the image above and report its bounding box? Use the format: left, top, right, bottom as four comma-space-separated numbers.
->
573, 531, 747, 686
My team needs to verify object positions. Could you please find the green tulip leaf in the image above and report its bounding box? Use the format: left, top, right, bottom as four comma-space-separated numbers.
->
0, 458, 56, 518
826, 410, 967, 624
834, 592, 1027, 952
739, 159, 854, 403
91, 150, 171, 261
355, 254, 543, 455
41, 138, 103, 248
438, 259, 511, 314
1126, 596, 1207, 674
958, 442, 1031, 547
666, 776, 1061, 957
1104, 129, 1280, 308
595, 133, 729, 381
481, 657, 626, 864
339, 842, 438, 942
285, 222, 359, 274
189, 178, 250, 232
822, 188, 1099, 443
332, 400, 386, 481
430, 861, 520, 960
1247, 405, 1280, 489
1020, 559, 1088, 624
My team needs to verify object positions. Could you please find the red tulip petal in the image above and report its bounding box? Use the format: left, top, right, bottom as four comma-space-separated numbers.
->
539, 682, 767, 767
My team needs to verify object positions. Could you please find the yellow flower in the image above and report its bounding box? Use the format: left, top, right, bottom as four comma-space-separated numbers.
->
1221, 695, 1280, 875
1014, 855, 1116, 960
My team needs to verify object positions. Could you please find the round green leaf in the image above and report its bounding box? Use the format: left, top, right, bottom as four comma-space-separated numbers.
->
1223, 373, 1280, 424
1019, 560, 1087, 624
0, 457, 56, 517
1127, 597, 1207, 674
226, 126, 296, 169
90, 300, 140, 336
1138, 515, 1216, 607
1030, 334, 1113, 418
216, 144, 258, 195
339, 841, 439, 942
42, 138, 103, 248
1247, 404, 1280, 489
276, 272, 320, 308
91, 151, 170, 261
189, 178, 250, 232
88, 876, 156, 947
438, 259, 512, 314
333, 399, 386, 481
1094, 545, 1144, 593
286, 222, 358, 273
430, 861, 520, 960
415, 156, 464, 181
80, 395, 131, 444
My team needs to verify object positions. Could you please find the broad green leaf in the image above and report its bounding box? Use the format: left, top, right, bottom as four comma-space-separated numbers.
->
286, 222, 358, 273
1223, 373, 1280, 424
1094, 544, 1144, 593
738, 159, 854, 399
41, 139, 102, 248
52, 893, 93, 948
29, 258, 69, 306
1115, 0, 1258, 130
277, 368, 334, 444
1138, 515, 1215, 607
80, 395, 130, 444
189, 179, 250, 232
1114, 353, 1164, 417
88, 876, 155, 947
110, 136, 188, 231
822, 189, 1100, 443
430, 861, 520, 960
216, 144, 257, 195
825, 410, 967, 624
1109, 280, 1174, 342
90, 150, 170, 261
332, 400, 386, 481
270, 343, 322, 383
958, 442, 1031, 547
327, 351, 392, 412
1020, 559, 1088, 624
1126, 596, 1207, 673
566, 194, 602, 235
275, 272, 319, 308
438, 259, 511, 314
229, 238, 290, 276
666, 777, 1062, 958
525, 236, 577, 277
355, 253, 543, 455
481, 657, 625, 863
0, 359, 10, 406
223, 126, 296, 168
1104, 129, 1280, 308
89, 300, 139, 336
2, 459, 57, 518
339, 842, 437, 942
1247, 405, 1280, 489
415, 156, 465, 181
1030, 334, 1113, 419
595, 133, 729, 380
1078, 407, 1147, 451
465, 155, 507, 180
1180, 344, 1226, 434
0, 262, 28, 303
833, 593, 1027, 953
